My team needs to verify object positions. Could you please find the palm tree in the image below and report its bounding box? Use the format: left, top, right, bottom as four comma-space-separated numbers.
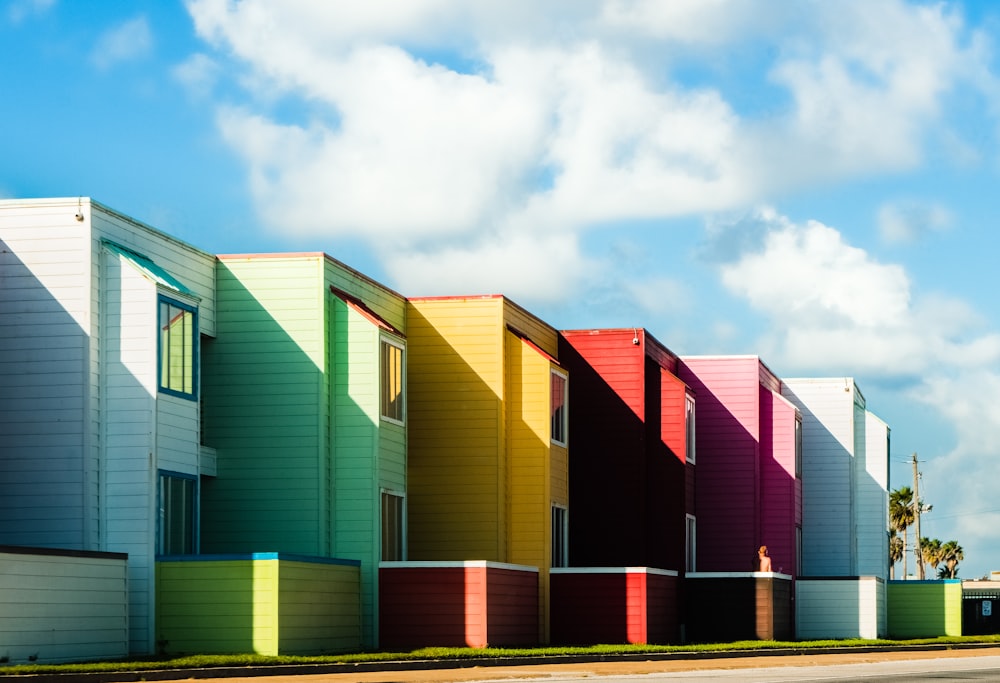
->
920, 537, 943, 578
889, 529, 904, 579
889, 487, 915, 577
939, 540, 964, 579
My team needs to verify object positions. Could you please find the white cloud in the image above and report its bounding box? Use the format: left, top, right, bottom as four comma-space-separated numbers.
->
183, 0, 1000, 304
172, 53, 220, 97
716, 207, 1000, 375
877, 200, 953, 244
91, 16, 153, 70
6, 0, 54, 24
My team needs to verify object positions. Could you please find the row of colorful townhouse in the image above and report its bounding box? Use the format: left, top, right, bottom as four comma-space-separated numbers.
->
0, 197, 952, 664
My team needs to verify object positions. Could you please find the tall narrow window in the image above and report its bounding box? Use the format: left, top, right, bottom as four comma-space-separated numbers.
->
794, 417, 803, 478
551, 505, 568, 567
685, 395, 696, 464
380, 339, 404, 423
158, 472, 196, 555
796, 525, 803, 576
685, 514, 697, 573
381, 491, 405, 561
551, 370, 568, 446
159, 296, 197, 399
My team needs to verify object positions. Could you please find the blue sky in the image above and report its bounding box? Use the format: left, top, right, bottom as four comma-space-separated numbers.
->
3, 0, 1000, 578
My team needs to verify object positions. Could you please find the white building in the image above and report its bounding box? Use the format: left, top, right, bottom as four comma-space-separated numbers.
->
0, 197, 216, 654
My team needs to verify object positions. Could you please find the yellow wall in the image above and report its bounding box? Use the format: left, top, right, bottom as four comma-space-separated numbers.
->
406, 296, 568, 643
407, 297, 506, 560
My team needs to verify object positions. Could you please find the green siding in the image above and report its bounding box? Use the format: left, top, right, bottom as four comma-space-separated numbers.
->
887, 580, 962, 638
201, 258, 327, 555
156, 557, 360, 655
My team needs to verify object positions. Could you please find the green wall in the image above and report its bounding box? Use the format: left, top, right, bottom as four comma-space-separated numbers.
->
887, 580, 962, 638
156, 555, 360, 655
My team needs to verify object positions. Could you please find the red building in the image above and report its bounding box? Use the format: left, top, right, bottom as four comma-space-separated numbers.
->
559, 329, 694, 571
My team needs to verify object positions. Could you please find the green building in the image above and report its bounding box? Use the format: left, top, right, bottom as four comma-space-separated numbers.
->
200, 253, 407, 648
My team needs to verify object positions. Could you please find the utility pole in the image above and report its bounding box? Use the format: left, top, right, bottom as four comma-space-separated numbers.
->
912, 453, 924, 580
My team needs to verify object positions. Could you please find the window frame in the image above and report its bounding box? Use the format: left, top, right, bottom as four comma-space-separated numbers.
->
379, 337, 405, 425
794, 416, 803, 478
685, 514, 697, 573
685, 394, 696, 464
157, 470, 197, 556
380, 489, 406, 562
157, 294, 198, 400
550, 369, 568, 447
551, 504, 568, 568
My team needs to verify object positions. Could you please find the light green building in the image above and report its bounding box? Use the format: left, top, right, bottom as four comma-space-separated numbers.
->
200, 253, 407, 648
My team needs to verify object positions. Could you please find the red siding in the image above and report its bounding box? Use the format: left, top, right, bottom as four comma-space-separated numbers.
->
551, 570, 679, 645
560, 329, 688, 570
379, 564, 539, 649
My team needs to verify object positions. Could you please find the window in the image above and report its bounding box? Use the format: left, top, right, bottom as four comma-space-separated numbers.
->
685, 514, 697, 573
159, 296, 197, 399
794, 417, 803, 478
796, 526, 803, 576
685, 395, 696, 464
158, 472, 196, 555
381, 491, 405, 561
551, 370, 568, 446
380, 339, 404, 423
551, 505, 568, 567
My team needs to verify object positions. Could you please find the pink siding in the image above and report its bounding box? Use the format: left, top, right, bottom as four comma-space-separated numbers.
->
760, 387, 799, 578
679, 358, 761, 571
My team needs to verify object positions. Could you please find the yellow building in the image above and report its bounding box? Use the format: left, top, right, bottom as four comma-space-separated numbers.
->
406, 295, 569, 642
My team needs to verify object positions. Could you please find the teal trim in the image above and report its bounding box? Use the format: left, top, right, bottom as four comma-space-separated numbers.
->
102, 239, 196, 297
157, 553, 361, 566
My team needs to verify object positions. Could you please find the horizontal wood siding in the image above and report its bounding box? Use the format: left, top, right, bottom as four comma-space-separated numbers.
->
277, 560, 362, 653
329, 297, 379, 646
559, 331, 646, 567
550, 572, 628, 644
101, 254, 158, 653
887, 580, 962, 638
0, 204, 89, 549
651, 365, 687, 571
781, 379, 856, 576
485, 566, 540, 647
678, 358, 761, 571
378, 565, 482, 648
0, 549, 128, 663
157, 558, 278, 654
406, 299, 503, 560
857, 412, 889, 577
201, 257, 326, 555
796, 578, 884, 639
760, 388, 799, 578
91, 200, 216, 336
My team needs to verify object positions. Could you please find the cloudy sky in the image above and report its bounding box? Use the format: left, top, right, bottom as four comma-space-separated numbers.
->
3, 0, 1000, 578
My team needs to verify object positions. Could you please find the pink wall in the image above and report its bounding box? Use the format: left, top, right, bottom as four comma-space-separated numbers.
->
679, 357, 761, 571
679, 357, 801, 576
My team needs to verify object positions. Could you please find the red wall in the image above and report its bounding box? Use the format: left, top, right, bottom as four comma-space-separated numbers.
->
379, 564, 538, 649
551, 569, 679, 644
560, 329, 687, 570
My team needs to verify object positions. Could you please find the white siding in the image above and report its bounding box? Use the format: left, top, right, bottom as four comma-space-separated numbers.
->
100, 250, 157, 654
0, 548, 128, 663
781, 379, 857, 576
795, 577, 885, 639
857, 412, 890, 577
0, 202, 92, 548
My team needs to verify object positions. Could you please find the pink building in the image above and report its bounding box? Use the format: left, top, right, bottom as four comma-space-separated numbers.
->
678, 356, 802, 577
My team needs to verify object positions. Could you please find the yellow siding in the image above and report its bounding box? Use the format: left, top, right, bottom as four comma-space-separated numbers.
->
406, 298, 506, 560
503, 299, 559, 359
